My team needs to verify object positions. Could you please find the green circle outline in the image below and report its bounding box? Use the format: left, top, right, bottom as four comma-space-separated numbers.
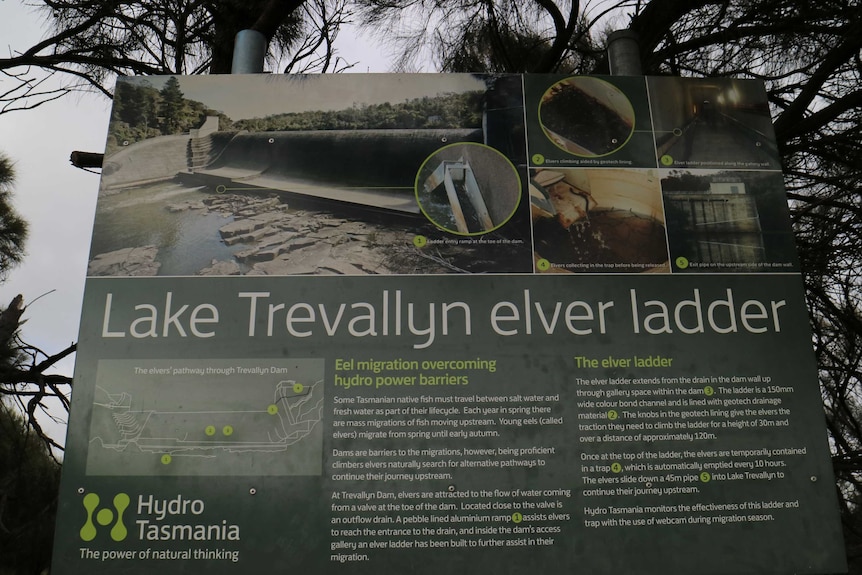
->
414, 142, 522, 237
538, 76, 636, 159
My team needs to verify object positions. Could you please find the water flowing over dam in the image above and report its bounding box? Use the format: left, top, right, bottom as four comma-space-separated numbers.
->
180, 128, 484, 216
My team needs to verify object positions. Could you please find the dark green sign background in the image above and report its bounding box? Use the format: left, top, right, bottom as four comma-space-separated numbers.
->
53, 273, 844, 574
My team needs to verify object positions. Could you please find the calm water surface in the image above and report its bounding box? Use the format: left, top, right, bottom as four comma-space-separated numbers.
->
90, 181, 251, 275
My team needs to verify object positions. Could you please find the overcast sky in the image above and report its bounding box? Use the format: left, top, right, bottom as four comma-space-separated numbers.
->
0, 2, 396, 443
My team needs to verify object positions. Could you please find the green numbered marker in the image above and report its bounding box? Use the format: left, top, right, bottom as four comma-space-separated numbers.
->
611, 462, 623, 473
660, 154, 674, 166
700, 472, 711, 483
675, 256, 689, 269
413, 235, 427, 248
223, 425, 234, 437
607, 409, 619, 420
532, 154, 545, 165
161, 454, 172, 465
267, 404, 279, 415
704, 386, 714, 396
292, 382, 304, 394
512, 512, 523, 523
205, 425, 216, 436
537, 259, 551, 271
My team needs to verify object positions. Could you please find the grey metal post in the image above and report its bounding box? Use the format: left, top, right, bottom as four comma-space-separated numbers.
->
231, 30, 267, 74
607, 30, 642, 76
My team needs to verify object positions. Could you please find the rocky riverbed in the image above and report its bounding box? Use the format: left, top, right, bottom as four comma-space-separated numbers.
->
88, 192, 461, 276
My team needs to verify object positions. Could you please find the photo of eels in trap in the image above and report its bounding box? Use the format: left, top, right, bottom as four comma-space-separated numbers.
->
530, 168, 670, 273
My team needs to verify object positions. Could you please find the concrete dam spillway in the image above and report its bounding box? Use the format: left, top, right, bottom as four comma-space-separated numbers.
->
182, 128, 484, 216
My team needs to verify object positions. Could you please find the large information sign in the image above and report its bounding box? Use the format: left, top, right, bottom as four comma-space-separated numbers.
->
53, 74, 846, 574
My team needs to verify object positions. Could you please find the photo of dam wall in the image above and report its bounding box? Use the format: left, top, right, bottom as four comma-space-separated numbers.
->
92, 74, 533, 277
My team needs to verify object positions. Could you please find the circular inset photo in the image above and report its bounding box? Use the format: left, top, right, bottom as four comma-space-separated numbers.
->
539, 77, 635, 157
415, 143, 521, 235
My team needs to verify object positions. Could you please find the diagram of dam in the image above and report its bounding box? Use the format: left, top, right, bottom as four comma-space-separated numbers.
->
86, 359, 324, 476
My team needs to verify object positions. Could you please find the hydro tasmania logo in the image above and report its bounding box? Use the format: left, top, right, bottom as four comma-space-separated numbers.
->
80, 492, 241, 542
80, 492, 131, 542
